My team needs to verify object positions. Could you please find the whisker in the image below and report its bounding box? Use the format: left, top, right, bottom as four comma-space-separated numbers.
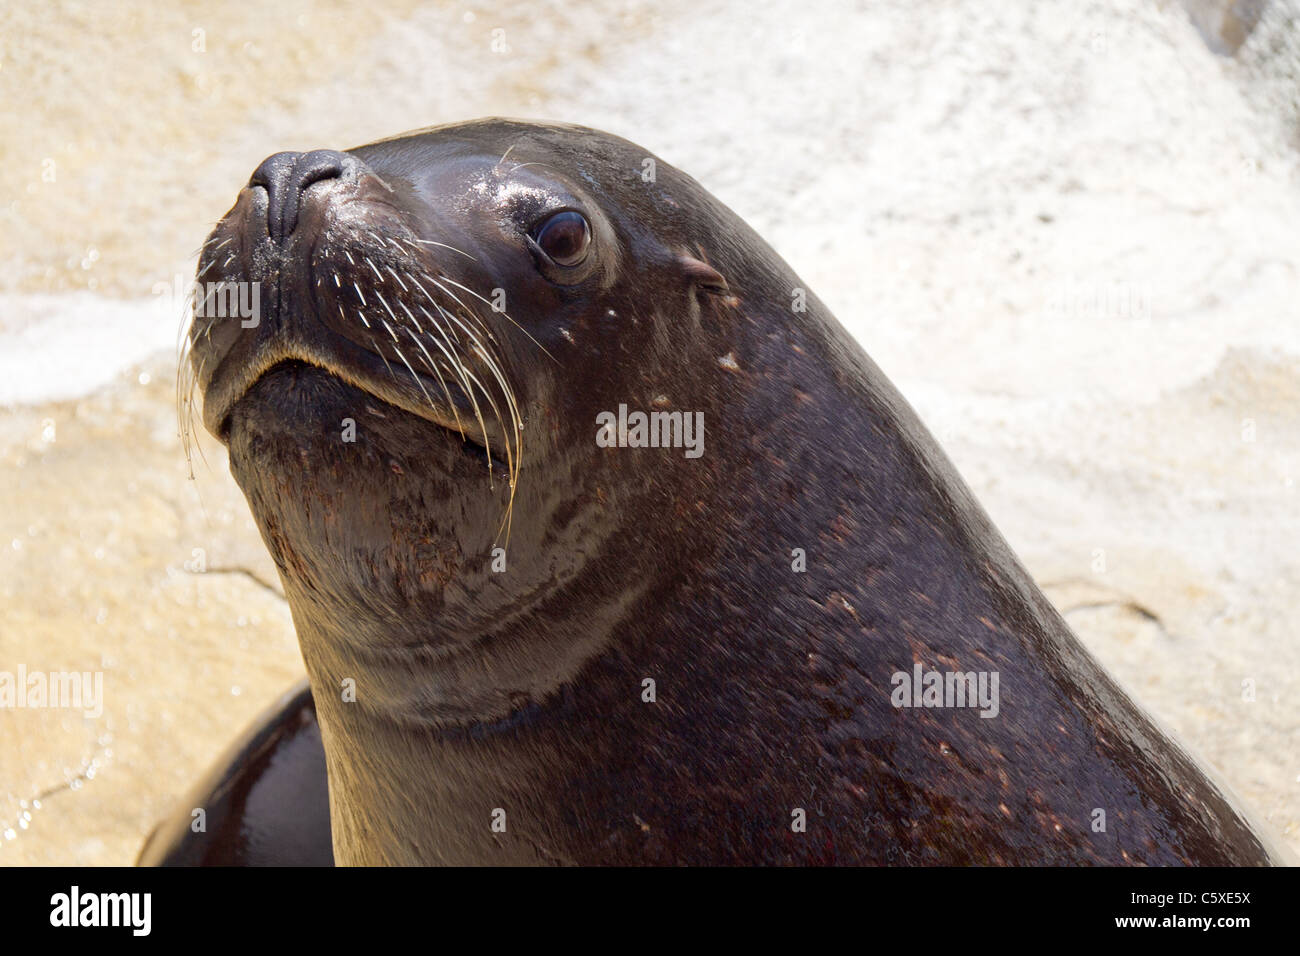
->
388, 339, 441, 429
410, 238, 477, 261
385, 265, 411, 293
411, 292, 516, 503
375, 290, 400, 325
410, 272, 497, 345
455, 363, 501, 491
414, 308, 481, 433
430, 274, 554, 362
368, 335, 400, 385
421, 296, 523, 537
397, 299, 423, 334
413, 288, 523, 457
405, 328, 465, 439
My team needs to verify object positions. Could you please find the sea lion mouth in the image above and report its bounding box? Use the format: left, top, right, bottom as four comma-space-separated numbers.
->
181, 159, 530, 536
204, 340, 495, 462
184, 162, 527, 431
190, 246, 518, 470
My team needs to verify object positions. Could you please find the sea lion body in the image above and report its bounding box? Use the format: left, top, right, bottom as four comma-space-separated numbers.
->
150, 119, 1290, 865
138, 680, 331, 866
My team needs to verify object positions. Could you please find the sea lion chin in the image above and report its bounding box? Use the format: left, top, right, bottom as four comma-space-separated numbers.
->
151, 118, 1293, 866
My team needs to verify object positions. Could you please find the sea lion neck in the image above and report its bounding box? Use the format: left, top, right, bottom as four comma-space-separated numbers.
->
286, 542, 660, 732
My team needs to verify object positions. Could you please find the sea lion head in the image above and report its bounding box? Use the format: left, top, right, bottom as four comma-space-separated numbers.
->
185, 119, 753, 723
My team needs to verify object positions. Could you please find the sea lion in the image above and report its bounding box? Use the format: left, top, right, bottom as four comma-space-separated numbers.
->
149, 118, 1291, 865
137, 680, 331, 866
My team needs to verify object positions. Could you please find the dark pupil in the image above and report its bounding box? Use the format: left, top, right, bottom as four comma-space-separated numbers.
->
538, 212, 589, 265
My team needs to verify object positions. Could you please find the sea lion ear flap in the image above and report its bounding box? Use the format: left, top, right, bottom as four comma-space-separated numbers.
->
675, 252, 731, 297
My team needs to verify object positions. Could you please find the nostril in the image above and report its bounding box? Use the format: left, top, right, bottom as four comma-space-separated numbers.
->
248, 150, 300, 191
291, 150, 346, 189
248, 149, 355, 243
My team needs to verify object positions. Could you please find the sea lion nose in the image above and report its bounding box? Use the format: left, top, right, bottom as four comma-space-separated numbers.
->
249, 149, 356, 243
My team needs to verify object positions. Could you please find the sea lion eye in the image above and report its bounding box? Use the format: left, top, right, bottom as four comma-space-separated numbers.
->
533, 211, 590, 267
